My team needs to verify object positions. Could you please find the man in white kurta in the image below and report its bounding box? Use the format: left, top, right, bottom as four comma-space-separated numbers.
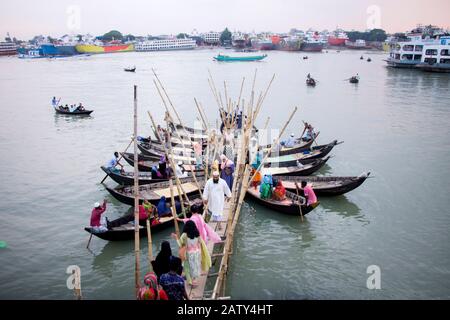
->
203, 171, 232, 224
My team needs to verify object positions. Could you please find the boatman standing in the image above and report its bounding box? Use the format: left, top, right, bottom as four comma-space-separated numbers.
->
300, 180, 318, 206
202, 171, 231, 228
51, 97, 57, 106
90, 200, 108, 233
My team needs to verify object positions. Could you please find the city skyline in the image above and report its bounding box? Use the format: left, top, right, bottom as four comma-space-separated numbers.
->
1, 0, 449, 40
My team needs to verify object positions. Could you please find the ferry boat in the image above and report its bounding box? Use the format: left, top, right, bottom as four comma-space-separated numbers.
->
135, 38, 196, 51
0, 41, 17, 56
417, 36, 450, 72
385, 34, 431, 68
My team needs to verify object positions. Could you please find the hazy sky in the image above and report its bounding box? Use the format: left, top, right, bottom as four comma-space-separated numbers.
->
1, 0, 449, 39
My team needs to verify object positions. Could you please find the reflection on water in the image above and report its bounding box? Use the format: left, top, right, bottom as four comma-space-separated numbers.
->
319, 195, 365, 222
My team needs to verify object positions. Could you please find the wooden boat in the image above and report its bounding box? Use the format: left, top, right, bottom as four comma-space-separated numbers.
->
246, 187, 319, 216
137, 140, 195, 158
124, 67, 136, 72
84, 215, 176, 241
121, 152, 197, 172
84, 197, 202, 241
105, 177, 205, 206
54, 107, 93, 115
349, 76, 359, 84
306, 78, 316, 86
261, 156, 330, 177
367, 58, 372, 62
303, 56, 308, 60
214, 54, 267, 62
171, 122, 207, 135
100, 166, 204, 185
260, 138, 314, 156
264, 140, 339, 167
274, 172, 371, 196
266, 140, 343, 159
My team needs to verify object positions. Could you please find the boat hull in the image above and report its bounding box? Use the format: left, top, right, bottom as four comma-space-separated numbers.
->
75, 44, 134, 54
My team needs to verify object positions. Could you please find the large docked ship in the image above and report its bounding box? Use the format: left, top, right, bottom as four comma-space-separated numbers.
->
277, 35, 302, 51
254, 38, 275, 50
417, 36, 450, 72
385, 26, 449, 69
0, 42, 17, 56
345, 39, 372, 49
328, 30, 348, 46
135, 38, 196, 51
41, 44, 79, 56
75, 42, 134, 54
300, 37, 323, 52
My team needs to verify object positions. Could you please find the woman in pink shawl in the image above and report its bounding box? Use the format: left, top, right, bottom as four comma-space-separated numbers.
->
177, 202, 221, 244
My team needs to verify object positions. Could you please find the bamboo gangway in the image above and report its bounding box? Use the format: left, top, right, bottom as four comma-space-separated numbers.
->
138, 70, 298, 300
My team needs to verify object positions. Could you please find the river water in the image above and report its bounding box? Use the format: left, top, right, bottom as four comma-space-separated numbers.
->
0, 49, 449, 299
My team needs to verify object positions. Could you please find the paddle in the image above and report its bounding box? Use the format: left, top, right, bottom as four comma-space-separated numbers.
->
86, 233, 93, 249
294, 182, 304, 222
100, 138, 133, 184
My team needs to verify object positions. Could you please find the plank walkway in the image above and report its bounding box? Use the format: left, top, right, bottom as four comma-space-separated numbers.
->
186, 202, 231, 300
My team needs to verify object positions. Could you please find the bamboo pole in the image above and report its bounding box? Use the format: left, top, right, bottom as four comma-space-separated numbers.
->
295, 182, 304, 222
146, 219, 153, 270
151, 82, 202, 200
236, 77, 245, 109
169, 179, 180, 237
198, 101, 210, 130
263, 117, 270, 130
253, 74, 275, 121
133, 85, 141, 297
194, 98, 208, 131
100, 138, 133, 183
248, 107, 298, 185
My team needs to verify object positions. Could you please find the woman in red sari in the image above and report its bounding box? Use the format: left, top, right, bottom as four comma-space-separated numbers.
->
272, 180, 287, 201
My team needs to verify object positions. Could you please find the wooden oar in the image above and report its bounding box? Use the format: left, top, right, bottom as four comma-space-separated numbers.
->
86, 233, 93, 249
295, 182, 304, 222
100, 138, 133, 184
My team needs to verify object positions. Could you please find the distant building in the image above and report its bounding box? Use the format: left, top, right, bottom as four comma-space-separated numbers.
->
202, 31, 220, 44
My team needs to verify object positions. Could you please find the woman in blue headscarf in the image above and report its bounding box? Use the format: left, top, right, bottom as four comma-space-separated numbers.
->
157, 196, 170, 216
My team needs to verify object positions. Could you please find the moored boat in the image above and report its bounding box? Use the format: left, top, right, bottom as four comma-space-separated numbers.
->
84, 214, 178, 241
276, 172, 371, 196
264, 140, 339, 166
261, 157, 330, 177
246, 187, 319, 216
104, 178, 204, 206
100, 166, 204, 185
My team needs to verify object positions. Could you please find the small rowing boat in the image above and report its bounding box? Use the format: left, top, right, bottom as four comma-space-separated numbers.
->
246, 187, 319, 216
104, 178, 205, 206
275, 172, 371, 196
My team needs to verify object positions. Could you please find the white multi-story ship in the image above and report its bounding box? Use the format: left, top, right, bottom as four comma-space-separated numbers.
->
0, 42, 17, 56
417, 36, 450, 72
135, 38, 196, 51
385, 25, 449, 69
